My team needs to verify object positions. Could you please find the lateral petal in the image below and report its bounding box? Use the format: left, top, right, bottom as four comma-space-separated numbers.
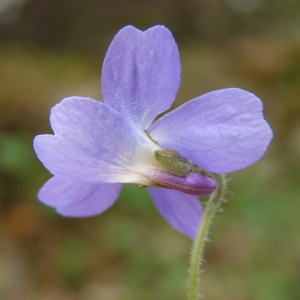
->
149, 88, 273, 173
34, 97, 155, 184
38, 176, 122, 217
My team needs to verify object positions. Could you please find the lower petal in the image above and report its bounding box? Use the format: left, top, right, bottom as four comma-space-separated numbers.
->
145, 168, 215, 196
38, 177, 122, 217
148, 188, 203, 239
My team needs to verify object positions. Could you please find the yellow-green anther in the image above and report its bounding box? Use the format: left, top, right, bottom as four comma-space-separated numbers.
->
154, 148, 191, 176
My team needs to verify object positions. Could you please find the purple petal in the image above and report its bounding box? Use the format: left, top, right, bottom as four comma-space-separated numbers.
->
38, 176, 122, 217
145, 168, 215, 196
34, 97, 151, 183
102, 25, 180, 129
50, 97, 139, 166
149, 88, 273, 173
34, 135, 130, 182
148, 188, 203, 239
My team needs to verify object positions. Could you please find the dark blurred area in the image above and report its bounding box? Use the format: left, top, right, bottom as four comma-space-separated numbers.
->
0, 0, 300, 299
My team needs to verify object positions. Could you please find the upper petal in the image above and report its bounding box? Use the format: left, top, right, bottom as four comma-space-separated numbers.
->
38, 176, 122, 217
149, 88, 273, 173
101, 25, 181, 129
148, 188, 203, 239
34, 97, 156, 184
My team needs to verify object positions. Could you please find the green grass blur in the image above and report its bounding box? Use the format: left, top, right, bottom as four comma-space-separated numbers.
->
0, 1, 300, 299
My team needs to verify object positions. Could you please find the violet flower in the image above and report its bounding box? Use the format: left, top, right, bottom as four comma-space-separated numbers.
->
34, 25, 272, 239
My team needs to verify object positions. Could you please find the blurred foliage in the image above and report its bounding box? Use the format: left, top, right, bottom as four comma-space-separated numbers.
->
0, 0, 300, 299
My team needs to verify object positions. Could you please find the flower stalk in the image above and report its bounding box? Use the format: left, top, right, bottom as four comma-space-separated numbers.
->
187, 174, 227, 300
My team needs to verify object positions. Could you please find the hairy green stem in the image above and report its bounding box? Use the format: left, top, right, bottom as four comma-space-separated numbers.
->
187, 174, 226, 300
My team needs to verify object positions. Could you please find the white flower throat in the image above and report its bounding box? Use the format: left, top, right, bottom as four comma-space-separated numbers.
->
129, 130, 215, 196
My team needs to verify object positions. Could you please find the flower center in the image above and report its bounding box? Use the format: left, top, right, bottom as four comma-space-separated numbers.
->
149, 148, 215, 195
130, 131, 216, 196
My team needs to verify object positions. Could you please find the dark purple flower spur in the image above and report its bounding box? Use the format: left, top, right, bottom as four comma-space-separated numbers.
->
34, 25, 272, 239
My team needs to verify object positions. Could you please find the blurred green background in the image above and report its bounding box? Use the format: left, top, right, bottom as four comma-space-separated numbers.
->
0, 0, 299, 299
